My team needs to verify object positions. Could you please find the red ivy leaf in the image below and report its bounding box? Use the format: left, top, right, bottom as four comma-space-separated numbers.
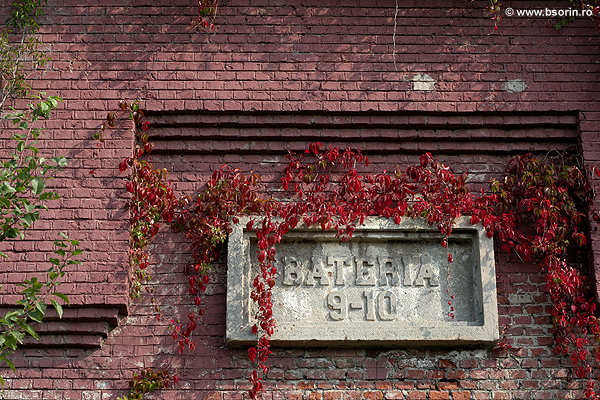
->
248, 347, 257, 363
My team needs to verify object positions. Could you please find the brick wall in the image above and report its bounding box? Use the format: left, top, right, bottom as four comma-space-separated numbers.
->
0, 0, 599, 399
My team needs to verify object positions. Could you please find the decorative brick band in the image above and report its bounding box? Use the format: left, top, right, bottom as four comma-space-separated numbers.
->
0, 306, 120, 349
146, 111, 578, 156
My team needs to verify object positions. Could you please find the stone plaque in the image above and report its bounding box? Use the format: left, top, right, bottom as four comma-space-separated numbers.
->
226, 217, 498, 346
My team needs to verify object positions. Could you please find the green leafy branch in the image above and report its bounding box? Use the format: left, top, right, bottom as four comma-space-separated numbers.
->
1, 0, 49, 114
0, 94, 75, 385
5, 0, 48, 35
0, 95, 65, 252
0, 233, 81, 385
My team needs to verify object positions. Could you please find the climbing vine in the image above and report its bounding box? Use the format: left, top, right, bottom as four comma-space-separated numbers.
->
4, 0, 597, 398
495, 154, 600, 397
98, 104, 600, 399
95, 101, 177, 308
236, 147, 600, 399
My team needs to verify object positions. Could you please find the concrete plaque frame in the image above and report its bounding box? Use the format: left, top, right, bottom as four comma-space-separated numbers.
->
226, 217, 498, 346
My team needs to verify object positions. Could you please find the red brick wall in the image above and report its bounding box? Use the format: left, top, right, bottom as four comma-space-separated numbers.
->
0, 0, 599, 399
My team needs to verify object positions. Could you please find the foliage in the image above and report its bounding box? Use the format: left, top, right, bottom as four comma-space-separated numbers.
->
1, 0, 49, 114
0, 95, 79, 385
96, 102, 177, 304
101, 97, 600, 399
493, 154, 600, 397
0, 1, 76, 386
172, 166, 274, 354
242, 146, 481, 396
0, 31, 48, 113
5, 0, 48, 34
0, 94, 65, 253
243, 148, 599, 399
550, 0, 599, 30
117, 368, 178, 400
0, 233, 80, 385
169, 144, 600, 398
192, 0, 218, 30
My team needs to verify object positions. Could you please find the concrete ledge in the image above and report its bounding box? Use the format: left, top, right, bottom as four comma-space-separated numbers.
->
226, 217, 498, 347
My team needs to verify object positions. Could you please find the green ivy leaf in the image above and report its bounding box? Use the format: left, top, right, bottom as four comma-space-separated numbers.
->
20, 213, 34, 225
4, 228, 20, 239
48, 96, 61, 107
21, 323, 38, 339
5, 331, 23, 349
2, 310, 20, 323
52, 156, 67, 167
27, 310, 43, 323
52, 292, 69, 306
3, 357, 15, 372
0, 183, 16, 194
49, 299, 63, 319
39, 191, 58, 200
31, 178, 45, 196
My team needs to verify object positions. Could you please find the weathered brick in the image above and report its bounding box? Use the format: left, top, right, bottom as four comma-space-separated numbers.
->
1, 2, 599, 400
429, 392, 450, 400
452, 391, 472, 400
407, 392, 427, 400
323, 391, 343, 400
364, 391, 384, 400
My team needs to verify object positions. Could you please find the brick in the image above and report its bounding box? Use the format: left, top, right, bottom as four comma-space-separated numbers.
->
323, 392, 343, 400
452, 391, 472, 400
364, 391, 384, 400
395, 381, 415, 391
406, 370, 425, 380
429, 392, 450, 400
2, 2, 600, 400
438, 381, 459, 391
469, 370, 489, 380
296, 381, 315, 390
385, 392, 404, 400
407, 392, 427, 400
